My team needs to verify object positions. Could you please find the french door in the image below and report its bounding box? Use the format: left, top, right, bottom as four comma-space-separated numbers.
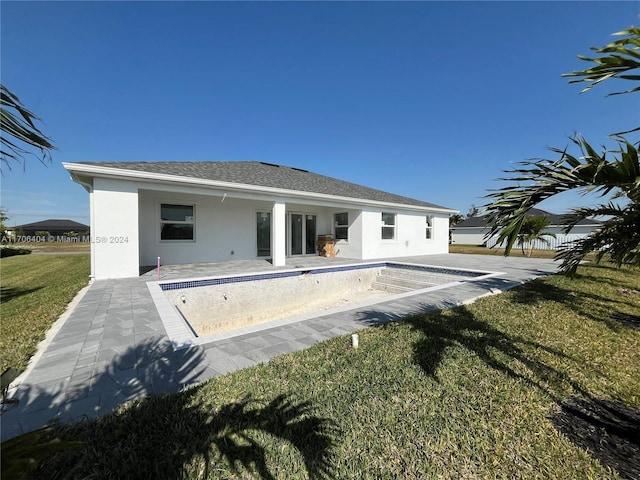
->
289, 213, 316, 256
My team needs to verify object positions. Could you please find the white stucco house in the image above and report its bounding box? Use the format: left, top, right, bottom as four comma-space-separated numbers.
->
63, 161, 456, 280
450, 208, 601, 248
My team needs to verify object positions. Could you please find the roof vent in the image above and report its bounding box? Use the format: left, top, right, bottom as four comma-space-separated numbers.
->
260, 162, 280, 168
291, 167, 309, 173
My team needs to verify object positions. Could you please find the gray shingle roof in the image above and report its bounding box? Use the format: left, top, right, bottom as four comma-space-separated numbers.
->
452, 208, 601, 228
77, 161, 451, 210
452, 216, 487, 228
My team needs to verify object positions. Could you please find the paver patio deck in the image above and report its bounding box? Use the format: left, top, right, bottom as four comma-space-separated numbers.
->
1, 253, 558, 441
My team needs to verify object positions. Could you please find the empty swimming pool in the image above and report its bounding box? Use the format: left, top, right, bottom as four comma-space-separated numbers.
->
148, 261, 500, 349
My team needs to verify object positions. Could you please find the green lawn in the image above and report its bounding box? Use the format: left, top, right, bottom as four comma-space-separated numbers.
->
32, 263, 639, 479
9, 242, 90, 253
0, 254, 90, 373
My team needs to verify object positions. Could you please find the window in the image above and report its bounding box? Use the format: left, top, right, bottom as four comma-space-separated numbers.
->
160, 204, 194, 240
426, 215, 434, 239
381, 212, 396, 240
334, 212, 349, 240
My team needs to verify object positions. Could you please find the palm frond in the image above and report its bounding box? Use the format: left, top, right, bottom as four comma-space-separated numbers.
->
484, 135, 639, 265
562, 26, 640, 96
0, 85, 56, 171
485, 26, 639, 274
559, 202, 623, 234
556, 203, 640, 274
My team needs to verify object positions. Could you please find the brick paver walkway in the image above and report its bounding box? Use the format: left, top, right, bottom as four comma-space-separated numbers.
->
1, 254, 558, 440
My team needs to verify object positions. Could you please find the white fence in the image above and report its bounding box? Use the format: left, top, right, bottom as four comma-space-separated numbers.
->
485, 234, 585, 251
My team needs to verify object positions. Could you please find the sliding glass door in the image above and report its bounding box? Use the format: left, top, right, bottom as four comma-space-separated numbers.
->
288, 213, 316, 256
290, 213, 303, 255
306, 214, 316, 254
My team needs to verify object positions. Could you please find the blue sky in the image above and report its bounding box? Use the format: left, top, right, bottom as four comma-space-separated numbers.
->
1, 1, 638, 227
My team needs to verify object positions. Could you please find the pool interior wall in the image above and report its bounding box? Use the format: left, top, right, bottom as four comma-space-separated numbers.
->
165, 267, 386, 336
151, 262, 495, 348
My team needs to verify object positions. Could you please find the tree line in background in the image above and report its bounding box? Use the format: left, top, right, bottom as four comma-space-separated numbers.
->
449, 205, 480, 226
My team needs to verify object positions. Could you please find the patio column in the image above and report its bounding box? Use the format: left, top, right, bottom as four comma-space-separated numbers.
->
271, 201, 286, 266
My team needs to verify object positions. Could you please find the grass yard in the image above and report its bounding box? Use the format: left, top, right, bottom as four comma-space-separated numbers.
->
8, 242, 91, 253
448, 243, 602, 260
31, 263, 639, 479
0, 254, 90, 373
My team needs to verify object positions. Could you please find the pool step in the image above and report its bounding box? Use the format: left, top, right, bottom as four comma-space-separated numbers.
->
371, 268, 442, 293
370, 282, 414, 294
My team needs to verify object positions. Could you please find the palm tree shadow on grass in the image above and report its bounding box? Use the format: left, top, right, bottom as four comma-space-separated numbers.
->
41, 390, 338, 480
0, 286, 43, 302
4, 336, 338, 479
405, 304, 581, 396
550, 396, 640, 480
507, 275, 637, 331
404, 303, 640, 479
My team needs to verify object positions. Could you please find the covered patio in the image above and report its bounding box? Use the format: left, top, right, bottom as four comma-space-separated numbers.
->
140, 253, 361, 281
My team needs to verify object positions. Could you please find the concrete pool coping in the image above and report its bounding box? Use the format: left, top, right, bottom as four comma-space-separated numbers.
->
1, 254, 559, 441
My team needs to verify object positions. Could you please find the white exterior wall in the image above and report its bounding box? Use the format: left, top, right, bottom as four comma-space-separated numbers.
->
451, 228, 488, 246
92, 178, 139, 279
139, 190, 274, 267
360, 209, 449, 259
330, 208, 363, 259
138, 190, 451, 268
86, 180, 453, 279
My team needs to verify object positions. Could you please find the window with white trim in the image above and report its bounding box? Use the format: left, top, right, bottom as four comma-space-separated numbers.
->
381, 212, 396, 240
426, 215, 434, 239
160, 204, 195, 241
334, 212, 349, 240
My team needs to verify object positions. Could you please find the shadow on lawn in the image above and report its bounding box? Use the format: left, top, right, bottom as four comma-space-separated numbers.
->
550, 396, 640, 480
405, 296, 640, 479
0, 286, 43, 302
40, 391, 337, 480
405, 304, 581, 396
3, 337, 338, 480
508, 274, 638, 332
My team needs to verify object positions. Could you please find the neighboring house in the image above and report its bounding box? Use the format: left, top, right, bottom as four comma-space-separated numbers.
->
13, 219, 90, 236
63, 161, 456, 280
450, 208, 601, 248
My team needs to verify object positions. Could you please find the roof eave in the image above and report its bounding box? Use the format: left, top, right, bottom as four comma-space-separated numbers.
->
63, 162, 457, 214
